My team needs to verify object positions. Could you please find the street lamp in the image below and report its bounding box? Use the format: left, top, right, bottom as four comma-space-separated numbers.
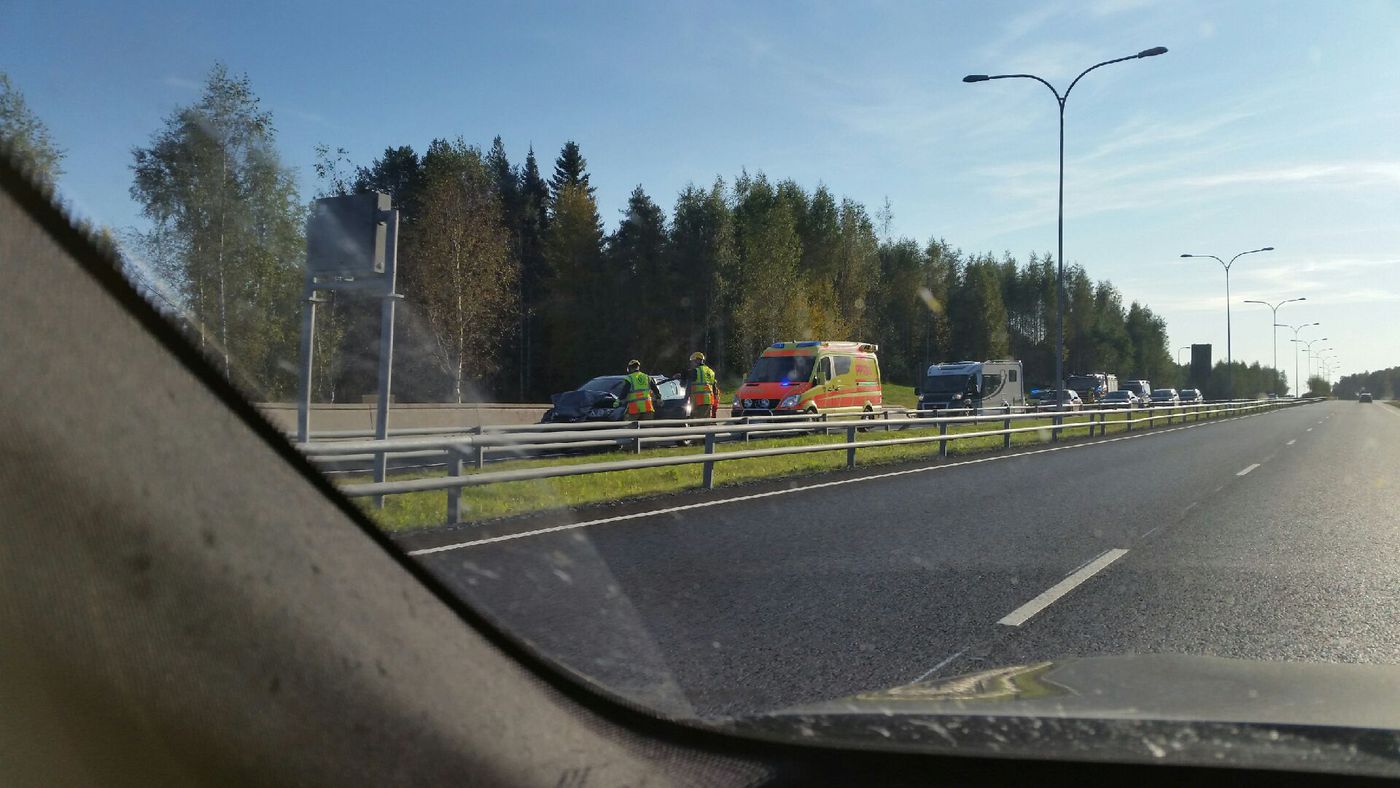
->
1276, 321, 1319, 397
964, 46, 1167, 407
1242, 297, 1304, 378
1294, 337, 1328, 388
1181, 247, 1275, 396
1177, 346, 1191, 366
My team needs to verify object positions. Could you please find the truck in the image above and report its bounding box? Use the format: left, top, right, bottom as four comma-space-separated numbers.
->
1066, 372, 1119, 405
916, 360, 1026, 414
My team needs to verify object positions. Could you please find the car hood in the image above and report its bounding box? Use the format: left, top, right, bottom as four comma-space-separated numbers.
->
549, 388, 617, 419
729, 654, 1400, 777
737, 381, 811, 401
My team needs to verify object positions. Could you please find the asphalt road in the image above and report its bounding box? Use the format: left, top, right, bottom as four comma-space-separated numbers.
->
409, 400, 1400, 719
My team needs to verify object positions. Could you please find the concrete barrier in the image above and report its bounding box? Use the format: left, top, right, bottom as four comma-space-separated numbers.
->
258, 402, 550, 435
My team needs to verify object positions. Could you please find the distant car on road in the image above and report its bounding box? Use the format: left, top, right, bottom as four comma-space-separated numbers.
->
1118, 380, 1152, 400
1149, 388, 1180, 407
542, 375, 692, 424
1179, 388, 1204, 404
1099, 390, 1141, 409
1034, 389, 1082, 411
1358, 391, 1373, 403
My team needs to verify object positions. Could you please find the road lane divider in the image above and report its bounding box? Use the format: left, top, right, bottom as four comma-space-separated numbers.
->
996, 549, 1129, 627
1287, 439, 1297, 446
1237, 463, 1261, 476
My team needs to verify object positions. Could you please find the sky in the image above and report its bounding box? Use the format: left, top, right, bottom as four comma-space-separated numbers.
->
4, 0, 1397, 386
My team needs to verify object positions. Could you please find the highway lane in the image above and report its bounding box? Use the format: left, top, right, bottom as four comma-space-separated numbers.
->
410, 400, 1400, 718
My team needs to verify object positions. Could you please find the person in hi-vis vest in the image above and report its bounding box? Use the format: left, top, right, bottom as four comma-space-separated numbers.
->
623, 359, 655, 420
687, 352, 720, 419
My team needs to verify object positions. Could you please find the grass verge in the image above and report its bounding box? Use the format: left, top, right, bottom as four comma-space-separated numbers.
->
355, 406, 1216, 532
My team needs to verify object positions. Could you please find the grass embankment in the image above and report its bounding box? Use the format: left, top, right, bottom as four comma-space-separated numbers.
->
360, 405, 1209, 532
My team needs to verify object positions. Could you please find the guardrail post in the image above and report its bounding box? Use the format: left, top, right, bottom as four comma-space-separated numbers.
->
446, 453, 463, 525
1149, 408, 1155, 429
472, 426, 485, 469
821, 412, 830, 436
1052, 414, 1062, 443
633, 419, 643, 454
743, 416, 751, 444
846, 425, 858, 469
1003, 416, 1012, 449
939, 420, 949, 457
702, 431, 717, 489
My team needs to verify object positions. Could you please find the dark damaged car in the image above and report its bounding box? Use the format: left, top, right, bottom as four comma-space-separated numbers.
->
541, 375, 692, 424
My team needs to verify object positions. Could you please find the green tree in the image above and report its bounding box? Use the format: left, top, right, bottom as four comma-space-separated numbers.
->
543, 182, 607, 389
730, 173, 807, 364
948, 256, 1009, 361
549, 140, 594, 205
0, 72, 64, 186
518, 146, 551, 397
668, 180, 734, 374
129, 63, 302, 395
402, 138, 518, 402
608, 185, 673, 366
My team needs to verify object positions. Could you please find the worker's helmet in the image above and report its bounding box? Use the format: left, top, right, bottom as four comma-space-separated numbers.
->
689, 351, 706, 363
626, 359, 641, 372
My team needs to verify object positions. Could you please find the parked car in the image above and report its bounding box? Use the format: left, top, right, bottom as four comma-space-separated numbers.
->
1099, 390, 1141, 409
1149, 388, 1180, 407
1358, 391, 1373, 403
541, 374, 692, 424
1034, 389, 1082, 411
1179, 388, 1204, 404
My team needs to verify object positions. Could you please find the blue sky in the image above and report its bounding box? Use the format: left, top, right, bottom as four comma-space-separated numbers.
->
4, 0, 1397, 383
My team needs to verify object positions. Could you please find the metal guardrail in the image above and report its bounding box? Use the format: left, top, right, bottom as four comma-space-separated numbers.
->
300, 398, 1319, 525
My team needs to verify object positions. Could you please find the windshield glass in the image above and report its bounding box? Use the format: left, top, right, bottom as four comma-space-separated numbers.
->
581, 377, 625, 394
924, 373, 973, 393
9, 1, 1400, 775
746, 355, 814, 384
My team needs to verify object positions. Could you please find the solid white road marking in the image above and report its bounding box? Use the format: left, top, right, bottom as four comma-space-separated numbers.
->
407, 409, 1279, 555
1287, 439, 1297, 446
1307, 427, 1313, 432
1237, 463, 1261, 476
997, 549, 1129, 627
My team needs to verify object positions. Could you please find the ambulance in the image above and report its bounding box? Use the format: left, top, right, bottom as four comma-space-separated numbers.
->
731, 341, 883, 417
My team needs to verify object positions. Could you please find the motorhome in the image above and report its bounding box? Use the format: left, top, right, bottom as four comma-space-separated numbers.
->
916, 360, 1026, 413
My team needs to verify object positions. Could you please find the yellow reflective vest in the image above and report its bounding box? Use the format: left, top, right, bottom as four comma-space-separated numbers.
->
624, 371, 655, 415
690, 364, 718, 406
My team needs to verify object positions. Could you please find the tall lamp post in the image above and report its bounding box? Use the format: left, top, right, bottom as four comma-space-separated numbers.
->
1276, 321, 1319, 397
1294, 337, 1328, 391
1180, 247, 1275, 396
1242, 297, 1305, 380
963, 46, 1167, 407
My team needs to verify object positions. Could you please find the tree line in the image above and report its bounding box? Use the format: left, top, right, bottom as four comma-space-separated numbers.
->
7, 65, 1286, 403
1334, 367, 1399, 399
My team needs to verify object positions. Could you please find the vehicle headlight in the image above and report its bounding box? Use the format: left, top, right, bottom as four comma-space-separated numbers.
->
743, 398, 753, 407
779, 394, 801, 409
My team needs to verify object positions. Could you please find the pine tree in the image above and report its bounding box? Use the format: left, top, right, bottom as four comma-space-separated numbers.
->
549, 140, 594, 206
607, 185, 672, 366
668, 179, 734, 374
543, 183, 606, 389
519, 146, 551, 397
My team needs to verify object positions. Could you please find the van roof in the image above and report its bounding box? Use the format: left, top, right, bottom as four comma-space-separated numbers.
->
764, 341, 878, 354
